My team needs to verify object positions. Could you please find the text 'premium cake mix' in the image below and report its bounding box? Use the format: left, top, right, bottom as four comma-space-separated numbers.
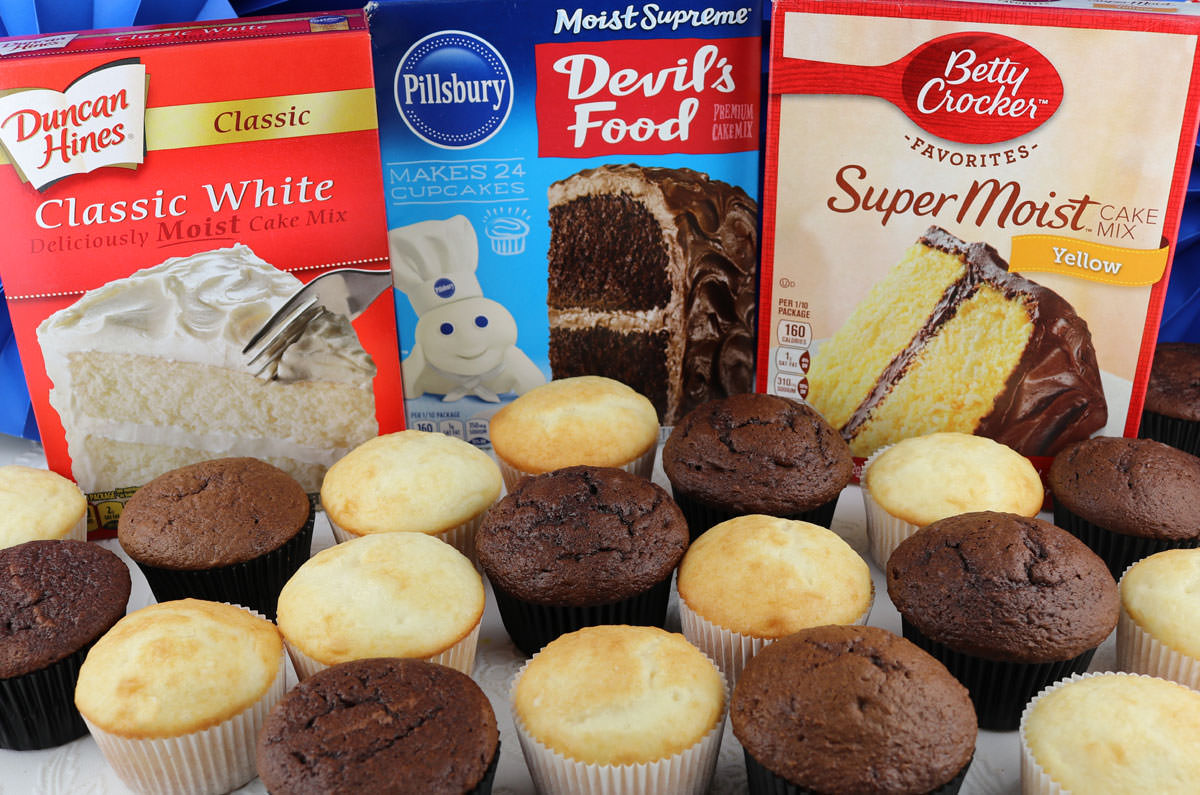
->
368, 0, 762, 442
760, 0, 1200, 468
0, 13, 405, 534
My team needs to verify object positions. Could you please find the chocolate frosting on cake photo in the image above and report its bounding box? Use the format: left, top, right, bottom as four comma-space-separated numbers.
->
807, 225, 1107, 458
547, 164, 758, 425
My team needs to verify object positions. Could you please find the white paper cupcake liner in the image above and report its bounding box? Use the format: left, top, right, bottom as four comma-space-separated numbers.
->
283, 615, 482, 680
64, 512, 87, 541
509, 653, 728, 795
328, 502, 493, 566
677, 583, 874, 686
1116, 601, 1200, 692
496, 443, 657, 492
83, 627, 286, 795
860, 446, 923, 569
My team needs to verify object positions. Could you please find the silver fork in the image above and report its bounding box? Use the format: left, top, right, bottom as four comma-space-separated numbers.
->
242, 268, 392, 379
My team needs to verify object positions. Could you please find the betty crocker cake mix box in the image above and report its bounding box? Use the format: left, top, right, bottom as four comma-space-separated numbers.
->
760, 0, 1200, 472
367, 0, 762, 444
0, 11, 405, 534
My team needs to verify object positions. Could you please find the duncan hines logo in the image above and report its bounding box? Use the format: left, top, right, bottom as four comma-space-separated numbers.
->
0, 59, 146, 191
899, 33, 1063, 144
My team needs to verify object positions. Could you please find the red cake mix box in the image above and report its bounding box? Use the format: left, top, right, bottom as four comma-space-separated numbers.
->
759, 0, 1200, 472
0, 11, 404, 534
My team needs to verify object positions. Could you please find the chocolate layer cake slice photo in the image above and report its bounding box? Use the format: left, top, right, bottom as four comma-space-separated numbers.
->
547, 164, 758, 425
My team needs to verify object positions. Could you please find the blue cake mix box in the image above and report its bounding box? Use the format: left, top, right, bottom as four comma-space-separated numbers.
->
367, 0, 762, 444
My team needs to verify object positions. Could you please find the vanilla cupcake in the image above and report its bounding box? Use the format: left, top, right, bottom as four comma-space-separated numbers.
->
275, 532, 485, 679
320, 430, 501, 559
676, 515, 873, 684
863, 431, 1043, 567
74, 599, 285, 795
1117, 549, 1200, 690
489, 376, 659, 489
512, 625, 726, 794
1020, 673, 1200, 794
0, 465, 87, 548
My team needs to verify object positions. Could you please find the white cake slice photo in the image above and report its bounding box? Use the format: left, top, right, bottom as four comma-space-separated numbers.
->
37, 245, 379, 494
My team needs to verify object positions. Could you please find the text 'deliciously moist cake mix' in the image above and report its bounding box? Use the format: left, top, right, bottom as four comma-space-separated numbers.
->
760, 0, 1200, 470
0, 12, 404, 535
368, 0, 762, 445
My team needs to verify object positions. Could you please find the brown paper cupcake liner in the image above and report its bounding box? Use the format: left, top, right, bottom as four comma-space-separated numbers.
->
669, 490, 840, 542
491, 577, 673, 657
901, 619, 1096, 731
0, 638, 100, 750
1139, 410, 1200, 458
743, 748, 971, 795
134, 511, 315, 620
1051, 504, 1200, 580
471, 741, 501, 795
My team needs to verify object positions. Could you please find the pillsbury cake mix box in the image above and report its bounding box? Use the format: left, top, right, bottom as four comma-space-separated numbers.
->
760, 0, 1200, 472
0, 11, 405, 534
367, 0, 762, 443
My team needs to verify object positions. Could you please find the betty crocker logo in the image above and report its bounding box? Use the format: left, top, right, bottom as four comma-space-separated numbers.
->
774, 32, 1063, 144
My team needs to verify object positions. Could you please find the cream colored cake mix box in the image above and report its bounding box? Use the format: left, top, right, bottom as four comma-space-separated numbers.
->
0, 11, 405, 535
759, 0, 1200, 472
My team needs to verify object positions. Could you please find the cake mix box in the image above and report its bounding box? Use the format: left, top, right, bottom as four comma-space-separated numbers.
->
759, 0, 1200, 472
367, 0, 762, 444
0, 11, 405, 535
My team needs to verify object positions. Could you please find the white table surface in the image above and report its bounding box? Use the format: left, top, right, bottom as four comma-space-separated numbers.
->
0, 431, 1116, 794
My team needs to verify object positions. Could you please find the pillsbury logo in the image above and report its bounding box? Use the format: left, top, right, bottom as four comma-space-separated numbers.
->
433, 277, 457, 299
394, 30, 513, 149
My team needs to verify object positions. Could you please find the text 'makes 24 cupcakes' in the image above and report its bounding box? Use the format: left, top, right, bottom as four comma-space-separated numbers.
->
662, 393, 853, 539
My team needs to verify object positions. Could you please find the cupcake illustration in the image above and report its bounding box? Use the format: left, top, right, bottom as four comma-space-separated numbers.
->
483, 210, 530, 255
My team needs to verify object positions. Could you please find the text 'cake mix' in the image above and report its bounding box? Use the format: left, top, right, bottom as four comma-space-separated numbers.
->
0, 12, 405, 534
759, 0, 1200, 469
368, 0, 762, 443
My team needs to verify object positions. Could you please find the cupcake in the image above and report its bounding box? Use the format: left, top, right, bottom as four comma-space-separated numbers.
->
862, 431, 1043, 567
74, 599, 286, 795
488, 376, 659, 489
320, 430, 501, 558
0, 539, 130, 750
661, 393, 853, 539
257, 658, 500, 795
1117, 548, 1200, 690
511, 625, 726, 794
887, 511, 1118, 730
276, 532, 485, 679
117, 457, 312, 620
676, 514, 873, 684
0, 465, 87, 549
476, 465, 687, 656
1020, 672, 1200, 794
1048, 435, 1200, 578
1140, 341, 1200, 455
731, 625, 976, 795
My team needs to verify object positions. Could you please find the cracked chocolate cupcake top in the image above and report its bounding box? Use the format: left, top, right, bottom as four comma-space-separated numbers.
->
118, 457, 310, 570
257, 657, 499, 795
1048, 436, 1200, 540
475, 465, 688, 606
1144, 342, 1200, 421
661, 393, 853, 514
0, 539, 130, 678
731, 624, 976, 794
886, 511, 1118, 663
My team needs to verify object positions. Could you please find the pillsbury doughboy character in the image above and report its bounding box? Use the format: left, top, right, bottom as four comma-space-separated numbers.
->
389, 215, 544, 402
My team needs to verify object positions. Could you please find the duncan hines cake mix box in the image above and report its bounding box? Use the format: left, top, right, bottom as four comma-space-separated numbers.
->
367, 0, 762, 442
760, 0, 1200, 471
0, 12, 405, 534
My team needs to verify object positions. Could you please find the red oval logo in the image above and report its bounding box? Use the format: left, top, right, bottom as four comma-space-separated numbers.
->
899, 32, 1062, 144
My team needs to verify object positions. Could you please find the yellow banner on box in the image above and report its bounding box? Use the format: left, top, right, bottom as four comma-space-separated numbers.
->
1011, 234, 1170, 287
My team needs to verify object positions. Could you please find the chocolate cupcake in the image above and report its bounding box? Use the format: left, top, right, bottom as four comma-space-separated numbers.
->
662, 393, 853, 539
257, 658, 500, 795
117, 457, 313, 619
887, 511, 1118, 730
731, 625, 976, 795
1140, 342, 1200, 455
1048, 436, 1200, 578
0, 539, 130, 750
475, 465, 687, 656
